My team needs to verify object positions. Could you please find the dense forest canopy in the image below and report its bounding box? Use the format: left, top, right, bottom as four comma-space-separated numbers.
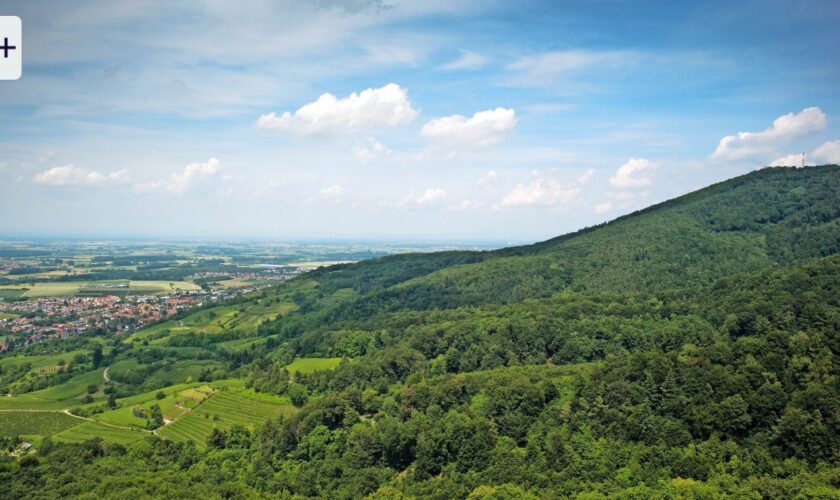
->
2, 165, 839, 499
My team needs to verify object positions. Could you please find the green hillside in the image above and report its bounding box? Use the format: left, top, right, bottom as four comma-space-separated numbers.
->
264, 166, 840, 325
2, 166, 839, 499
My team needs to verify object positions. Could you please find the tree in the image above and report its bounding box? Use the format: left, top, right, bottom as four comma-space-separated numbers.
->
92, 345, 103, 369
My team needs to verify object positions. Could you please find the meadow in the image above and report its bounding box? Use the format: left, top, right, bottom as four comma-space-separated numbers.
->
285, 357, 343, 375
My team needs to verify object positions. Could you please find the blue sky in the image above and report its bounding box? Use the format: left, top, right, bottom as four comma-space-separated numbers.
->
1, 0, 838, 242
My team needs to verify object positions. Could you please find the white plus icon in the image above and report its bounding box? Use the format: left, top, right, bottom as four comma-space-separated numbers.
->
0, 16, 21, 80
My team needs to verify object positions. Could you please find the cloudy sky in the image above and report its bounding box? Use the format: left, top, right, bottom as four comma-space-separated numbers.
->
1, 0, 839, 242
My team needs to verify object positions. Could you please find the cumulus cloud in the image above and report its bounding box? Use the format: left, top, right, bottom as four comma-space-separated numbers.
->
594, 201, 613, 214
609, 158, 657, 189
421, 108, 516, 149
769, 153, 813, 167
770, 139, 840, 167
711, 107, 827, 161
500, 178, 579, 208
33, 165, 128, 186
437, 49, 488, 71
354, 137, 392, 161
448, 200, 483, 211
166, 157, 221, 194
321, 184, 345, 198
812, 140, 840, 164
416, 187, 447, 204
256, 83, 418, 135
394, 187, 447, 208
135, 157, 221, 195
477, 170, 499, 187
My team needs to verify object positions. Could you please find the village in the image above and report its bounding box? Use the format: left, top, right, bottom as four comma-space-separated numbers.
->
0, 276, 295, 352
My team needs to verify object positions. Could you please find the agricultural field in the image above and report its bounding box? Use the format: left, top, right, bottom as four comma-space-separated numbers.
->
285, 357, 344, 375
0, 312, 18, 320
126, 284, 302, 344
95, 384, 215, 429
0, 368, 107, 410
0, 348, 97, 371
158, 390, 295, 449
0, 288, 26, 300
53, 421, 149, 445
0, 410, 82, 437
0, 279, 200, 298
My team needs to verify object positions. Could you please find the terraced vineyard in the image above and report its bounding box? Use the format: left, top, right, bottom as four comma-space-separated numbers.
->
53, 421, 149, 445
159, 391, 294, 449
0, 411, 82, 437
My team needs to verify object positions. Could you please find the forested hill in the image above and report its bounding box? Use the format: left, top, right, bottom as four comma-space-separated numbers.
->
3, 165, 840, 499
303, 165, 840, 319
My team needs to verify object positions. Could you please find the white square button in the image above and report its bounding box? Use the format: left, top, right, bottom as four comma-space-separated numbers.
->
0, 16, 21, 80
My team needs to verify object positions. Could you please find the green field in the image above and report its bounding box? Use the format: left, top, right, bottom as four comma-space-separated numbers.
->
0, 368, 107, 410
0, 411, 82, 437
0, 280, 200, 298
0, 288, 27, 299
158, 390, 295, 449
0, 348, 96, 371
95, 384, 215, 428
125, 280, 308, 345
53, 421, 148, 445
107, 358, 221, 386
285, 357, 344, 374
0, 312, 18, 320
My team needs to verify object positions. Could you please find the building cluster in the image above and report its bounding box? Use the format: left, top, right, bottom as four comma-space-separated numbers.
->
0, 266, 309, 352
0, 292, 206, 351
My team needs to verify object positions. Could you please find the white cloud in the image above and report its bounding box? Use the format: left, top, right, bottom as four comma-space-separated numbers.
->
437, 49, 488, 71
577, 169, 594, 184
166, 157, 221, 194
812, 140, 840, 164
416, 187, 447, 204
769, 153, 813, 167
256, 83, 418, 135
448, 200, 483, 211
135, 158, 221, 195
711, 107, 827, 161
594, 201, 613, 214
477, 170, 499, 187
609, 158, 657, 189
421, 108, 516, 149
33, 165, 128, 186
499, 178, 580, 208
321, 184, 345, 198
354, 137, 392, 161
770, 139, 840, 167
504, 50, 625, 87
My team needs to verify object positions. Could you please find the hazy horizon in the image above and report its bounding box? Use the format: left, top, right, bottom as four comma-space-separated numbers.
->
1, 1, 839, 240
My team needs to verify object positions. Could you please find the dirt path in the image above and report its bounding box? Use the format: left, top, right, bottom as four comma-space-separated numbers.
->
103, 366, 111, 382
